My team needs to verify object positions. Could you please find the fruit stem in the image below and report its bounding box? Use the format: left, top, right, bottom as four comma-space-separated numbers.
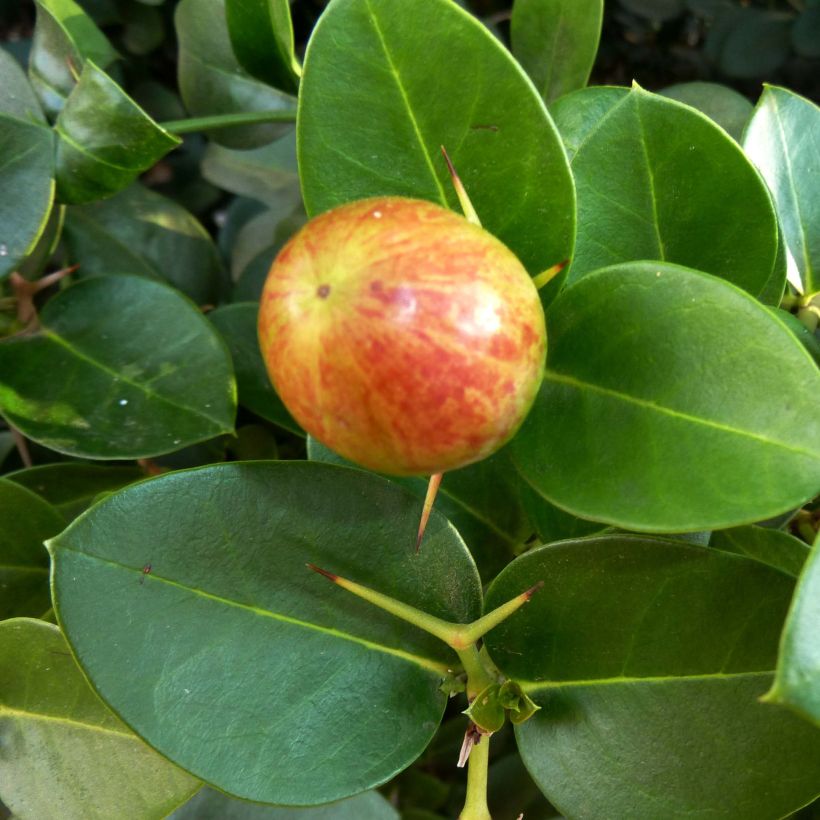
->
159, 109, 298, 135
532, 259, 569, 290
417, 472, 443, 551
459, 731, 492, 820
440, 145, 481, 226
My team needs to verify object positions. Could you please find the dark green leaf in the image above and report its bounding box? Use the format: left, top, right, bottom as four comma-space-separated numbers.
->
549, 85, 627, 161
766, 533, 820, 727
121, 2, 165, 55
50, 461, 482, 804
6, 462, 143, 521
464, 683, 506, 733
29, 0, 118, 118
793, 8, 820, 58
566, 85, 778, 296
774, 309, 820, 365
512, 262, 820, 531
54, 61, 180, 204
660, 81, 753, 141
0, 276, 236, 459
510, 0, 602, 104
208, 302, 303, 435
517, 479, 605, 543
16, 200, 65, 281
62, 183, 223, 304
719, 12, 792, 79
710, 524, 810, 578
176, 0, 297, 149
309, 438, 529, 580
298, 0, 575, 291
743, 86, 819, 295
484, 534, 820, 819
0, 618, 200, 818
0, 46, 45, 122
0, 478, 62, 619
0, 116, 55, 281
225, 0, 301, 93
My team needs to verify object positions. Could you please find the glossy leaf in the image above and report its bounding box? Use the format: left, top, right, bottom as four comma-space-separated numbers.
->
549, 85, 627, 161
298, 0, 575, 289
743, 86, 819, 295
510, 0, 603, 104
0, 479, 62, 619
0, 46, 45, 122
0, 276, 236, 459
29, 0, 118, 118
62, 183, 223, 304
225, 0, 301, 93
512, 262, 820, 532
54, 61, 180, 204
517, 479, 605, 544
710, 524, 809, 578
0, 115, 55, 281
170, 786, 399, 819
767, 532, 820, 726
208, 303, 302, 435
660, 81, 753, 141
6, 462, 143, 521
50, 461, 482, 804
775, 308, 820, 366
16, 199, 66, 281
176, 0, 297, 149
566, 85, 778, 296
0, 618, 199, 819
484, 535, 820, 819
309, 438, 530, 579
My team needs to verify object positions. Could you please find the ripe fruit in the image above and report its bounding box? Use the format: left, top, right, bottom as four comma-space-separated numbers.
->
258, 196, 546, 476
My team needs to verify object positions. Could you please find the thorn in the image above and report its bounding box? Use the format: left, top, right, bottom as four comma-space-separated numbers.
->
66, 54, 81, 83
306, 562, 339, 583
522, 580, 545, 601
532, 259, 568, 291
416, 472, 443, 552
10, 427, 32, 468
137, 458, 165, 476
439, 145, 481, 227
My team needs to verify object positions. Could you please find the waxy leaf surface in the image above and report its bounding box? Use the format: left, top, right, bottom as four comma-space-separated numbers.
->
50, 462, 482, 804
710, 524, 809, 578
484, 535, 820, 819
0, 479, 62, 619
511, 0, 603, 103
549, 85, 627, 161
660, 81, 753, 140
567, 86, 777, 296
743, 86, 820, 295
298, 0, 575, 290
0, 276, 236, 459
512, 262, 820, 531
0, 619, 199, 819
0, 47, 45, 122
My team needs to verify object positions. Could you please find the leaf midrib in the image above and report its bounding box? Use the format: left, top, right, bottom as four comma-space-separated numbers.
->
0, 704, 134, 740
520, 669, 772, 693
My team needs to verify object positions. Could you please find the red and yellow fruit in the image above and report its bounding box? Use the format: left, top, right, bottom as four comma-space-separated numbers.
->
258, 196, 546, 476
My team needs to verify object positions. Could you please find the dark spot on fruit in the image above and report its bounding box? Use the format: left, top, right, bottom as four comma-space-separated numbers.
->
317, 284, 331, 299
370, 280, 382, 293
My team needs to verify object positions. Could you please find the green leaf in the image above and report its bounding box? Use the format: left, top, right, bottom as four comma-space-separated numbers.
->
743, 86, 820, 295
0, 115, 55, 281
719, 11, 792, 79
298, 0, 575, 290
566, 85, 778, 296
549, 84, 627, 161
170, 787, 399, 819
0, 46, 45, 122
208, 303, 303, 435
176, 0, 297, 149
483, 534, 820, 819
512, 262, 820, 532
225, 0, 301, 93
121, 2, 165, 55
659, 81, 753, 141
16, 200, 66, 281
0, 276, 236, 459
29, 0, 118, 118
0, 618, 200, 819
309, 437, 530, 579
766, 533, 820, 726
54, 61, 180, 204
62, 183, 223, 304
517, 479, 605, 543
49, 461, 482, 804
793, 7, 820, 58
620, 0, 683, 21
5, 462, 143, 521
464, 683, 506, 733
774, 308, 820, 366
0, 479, 62, 619
510, 0, 603, 104
710, 524, 810, 578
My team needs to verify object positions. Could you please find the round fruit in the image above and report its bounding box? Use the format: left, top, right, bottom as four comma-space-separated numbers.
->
258, 196, 547, 476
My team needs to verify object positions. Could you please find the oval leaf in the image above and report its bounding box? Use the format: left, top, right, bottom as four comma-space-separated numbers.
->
49, 461, 482, 805
549, 84, 627, 161
0, 46, 45, 122
659, 81, 753, 141
0, 276, 236, 459
484, 535, 820, 819
512, 262, 820, 531
511, 0, 603, 104
298, 0, 575, 286
710, 524, 809, 578
0, 618, 199, 819
743, 85, 820, 295
567, 85, 778, 296
55, 61, 180, 204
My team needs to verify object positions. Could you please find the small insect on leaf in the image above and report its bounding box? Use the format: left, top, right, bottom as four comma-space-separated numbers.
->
139, 563, 152, 585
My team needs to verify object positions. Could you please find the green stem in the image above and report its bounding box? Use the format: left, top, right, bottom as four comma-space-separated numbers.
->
455, 644, 494, 699
460, 734, 492, 820
159, 109, 298, 135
